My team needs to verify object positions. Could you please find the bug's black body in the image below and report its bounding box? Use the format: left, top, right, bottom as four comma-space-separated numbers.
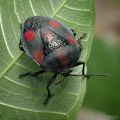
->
19, 16, 87, 104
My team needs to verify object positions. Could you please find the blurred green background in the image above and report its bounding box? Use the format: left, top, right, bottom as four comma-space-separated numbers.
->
83, 36, 120, 120
80, 0, 120, 119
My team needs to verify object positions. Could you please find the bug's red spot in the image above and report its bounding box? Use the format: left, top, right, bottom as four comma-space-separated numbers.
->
24, 31, 36, 42
48, 20, 60, 29
60, 55, 68, 66
33, 50, 44, 64
58, 49, 68, 66
65, 34, 77, 46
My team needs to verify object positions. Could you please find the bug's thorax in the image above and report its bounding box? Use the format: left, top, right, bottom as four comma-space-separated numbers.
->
41, 27, 69, 56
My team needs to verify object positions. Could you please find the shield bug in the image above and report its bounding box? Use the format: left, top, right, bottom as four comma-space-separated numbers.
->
19, 16, 109, 104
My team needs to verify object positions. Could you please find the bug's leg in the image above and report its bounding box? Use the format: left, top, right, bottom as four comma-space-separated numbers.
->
77, 33, 87, 49
75, 61, 90, 79
56, 69, 73, 85
74, 62, 86, 75
55, 76, 65, 85
56, 62, 88, 84
70, 62, 90, 79
19, 70, 45, 78
71, 29, 76, 37
44, 73, 58, 105
69, 62, 110, 78
77, 33, 87, 41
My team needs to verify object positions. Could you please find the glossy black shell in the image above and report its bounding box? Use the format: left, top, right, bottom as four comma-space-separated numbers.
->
20, 16, 82, 72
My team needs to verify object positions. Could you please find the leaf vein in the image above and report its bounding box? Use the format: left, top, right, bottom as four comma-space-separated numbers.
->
51, 0, 67, 18
64, 5, 90, 12
0, 53, 23, 79
40, 0, 48, 16
13, 0, 21, 22
29, 0, 36, 16
0, 86, 19, 96
57, 15, 90, 27
0, 14, 14, 59
10, 16, 17, 40
0, 101, 66, 115
15, 63, 33, 71
4, 76, 33, 90
49, 0, 55, 12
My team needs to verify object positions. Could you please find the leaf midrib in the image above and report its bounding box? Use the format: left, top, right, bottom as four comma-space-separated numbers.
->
0, 53, 23, 79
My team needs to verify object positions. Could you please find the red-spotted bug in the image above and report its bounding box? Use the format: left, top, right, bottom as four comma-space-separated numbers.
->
19, 16, 108, 104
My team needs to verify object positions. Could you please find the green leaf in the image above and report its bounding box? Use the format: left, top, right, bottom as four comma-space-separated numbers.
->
0, 0, 94, 120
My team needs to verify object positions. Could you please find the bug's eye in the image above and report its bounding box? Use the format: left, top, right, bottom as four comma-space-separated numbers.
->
24, 30, 36, 42
19, 40, 25, 52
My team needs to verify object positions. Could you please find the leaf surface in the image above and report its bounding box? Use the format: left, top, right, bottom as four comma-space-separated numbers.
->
0, 0, 94, 120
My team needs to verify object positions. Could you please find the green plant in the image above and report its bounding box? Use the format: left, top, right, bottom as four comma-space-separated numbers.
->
0, 0, 94, 119
83, 38, 120, 120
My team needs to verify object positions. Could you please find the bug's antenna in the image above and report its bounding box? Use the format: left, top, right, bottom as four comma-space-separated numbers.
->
69, 73, 110, 79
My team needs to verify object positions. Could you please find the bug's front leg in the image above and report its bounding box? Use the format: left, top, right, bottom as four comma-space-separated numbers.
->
74, 62, 86, 75
70, 62, 90, 79
69, 62, 109, 78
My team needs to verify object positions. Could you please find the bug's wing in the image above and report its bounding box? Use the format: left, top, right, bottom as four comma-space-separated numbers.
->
46, 19, 77, 46
20, 29, 45, 65
48, 19, 74, 37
